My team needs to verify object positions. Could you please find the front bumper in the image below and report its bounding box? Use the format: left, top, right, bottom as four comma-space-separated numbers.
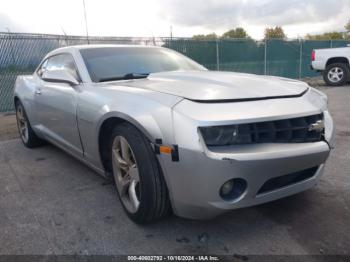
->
157, 93, 334, 220
160, 141, 330, 219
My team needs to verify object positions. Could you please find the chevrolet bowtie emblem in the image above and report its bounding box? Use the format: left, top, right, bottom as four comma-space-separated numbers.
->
308, 120, 325, 132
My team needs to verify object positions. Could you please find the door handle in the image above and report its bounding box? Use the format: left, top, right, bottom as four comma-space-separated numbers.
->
35, 89, 42, 95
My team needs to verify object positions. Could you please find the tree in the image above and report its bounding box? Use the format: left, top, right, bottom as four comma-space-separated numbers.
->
345, 20, 350, 32
192, 33, 218, 40
306, 32, 345, 40
264, 26, 286, 39
345, 20, 350, 39
221, 27, 250, 39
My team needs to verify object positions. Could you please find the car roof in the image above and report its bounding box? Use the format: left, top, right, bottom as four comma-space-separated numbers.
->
53, 44, 159, 52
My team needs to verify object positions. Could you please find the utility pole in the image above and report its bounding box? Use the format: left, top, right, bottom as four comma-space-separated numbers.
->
82, 0, 90, 44
61, 27, 69, 46
299, 38, 303, 79
216, 39, 220, 71
170, 25, 173, 40
264, 39, 267, 75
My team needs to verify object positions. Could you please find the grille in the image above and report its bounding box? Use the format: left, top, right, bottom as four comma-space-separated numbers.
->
257, 166, 319, 195
229, 114, 324, 144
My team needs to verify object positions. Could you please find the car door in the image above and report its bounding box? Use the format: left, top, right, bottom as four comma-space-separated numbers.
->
35, 53, 83, 157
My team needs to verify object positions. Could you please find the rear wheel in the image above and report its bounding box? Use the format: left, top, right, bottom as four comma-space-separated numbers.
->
15, 100, 44, 148
109, 123, 170, 224
323, 63, 349, 86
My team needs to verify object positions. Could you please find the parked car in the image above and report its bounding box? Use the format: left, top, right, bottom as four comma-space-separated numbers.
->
311, 46, 350, 86
14, 45, 334, 223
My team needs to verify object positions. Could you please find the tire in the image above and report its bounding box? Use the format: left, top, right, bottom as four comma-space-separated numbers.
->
323, 63, 349, 86
108, 122, 170, 224
15, 100, 44, 148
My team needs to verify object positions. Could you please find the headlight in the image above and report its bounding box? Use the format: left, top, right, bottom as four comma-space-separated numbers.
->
199, 124, 252, 146
307, 87, 328, 111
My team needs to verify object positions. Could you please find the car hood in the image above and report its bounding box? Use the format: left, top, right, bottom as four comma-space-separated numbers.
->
104, 71, 309, 102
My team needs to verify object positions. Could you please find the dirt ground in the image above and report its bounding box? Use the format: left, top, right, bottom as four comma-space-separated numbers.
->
0, 113, 18, 142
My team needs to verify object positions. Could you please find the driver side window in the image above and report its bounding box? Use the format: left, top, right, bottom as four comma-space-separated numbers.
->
37, 59, 48, 77
41, 54, 80, 82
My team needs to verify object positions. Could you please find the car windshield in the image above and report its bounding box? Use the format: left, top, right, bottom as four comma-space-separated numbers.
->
80, 47, 207, 82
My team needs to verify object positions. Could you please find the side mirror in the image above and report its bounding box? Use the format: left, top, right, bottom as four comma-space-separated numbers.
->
42, 69, 79, 86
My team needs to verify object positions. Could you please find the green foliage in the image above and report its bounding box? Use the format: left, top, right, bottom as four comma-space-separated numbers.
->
345, 20, 350, 40
221, 27, 250, 39
306, 32, 345, 40
264, 26, 286, 39
192, 33, 218, 40
346, 20, 350, 32
306, 19, 350, 40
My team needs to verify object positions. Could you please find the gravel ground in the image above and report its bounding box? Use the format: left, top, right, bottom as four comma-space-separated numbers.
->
302, 76, 326, 88
0, 83, 349, 256
0, 112, 17, 142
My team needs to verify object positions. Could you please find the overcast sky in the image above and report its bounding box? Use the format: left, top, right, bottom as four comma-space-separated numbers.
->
0, 0, 349, 39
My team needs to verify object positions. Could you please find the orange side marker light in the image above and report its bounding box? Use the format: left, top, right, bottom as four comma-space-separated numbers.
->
159, 145, 172, 154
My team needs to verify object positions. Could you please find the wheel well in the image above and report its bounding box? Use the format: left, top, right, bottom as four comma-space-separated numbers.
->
98, 117, 154, 174
99, 117, 127, 173
14, 96, 19, 106
326, 57, 350, 67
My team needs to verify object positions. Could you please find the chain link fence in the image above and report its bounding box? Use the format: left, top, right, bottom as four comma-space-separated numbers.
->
1, 32, 349, 112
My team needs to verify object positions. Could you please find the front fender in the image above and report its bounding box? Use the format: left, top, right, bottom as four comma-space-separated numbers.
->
96, 111, 159, 143
77, 84, 182, 171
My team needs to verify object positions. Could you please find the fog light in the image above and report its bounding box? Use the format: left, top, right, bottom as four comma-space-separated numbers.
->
220, 178, 247, 201
221, 181, 234, 196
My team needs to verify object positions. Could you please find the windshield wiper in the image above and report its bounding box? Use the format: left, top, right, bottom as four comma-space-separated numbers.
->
98, 73, 149, 82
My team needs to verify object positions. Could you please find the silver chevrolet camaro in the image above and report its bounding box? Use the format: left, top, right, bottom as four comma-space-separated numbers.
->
14, 45, 335, 223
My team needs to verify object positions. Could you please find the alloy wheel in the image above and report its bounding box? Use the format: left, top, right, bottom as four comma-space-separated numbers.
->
328, 67, 344, 83
112, 136, 141, 213
16, 104, 29, 143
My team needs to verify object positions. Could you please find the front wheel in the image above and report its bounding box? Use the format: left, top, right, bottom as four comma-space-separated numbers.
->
323, 63, 349, 86
109, 123, 170, 224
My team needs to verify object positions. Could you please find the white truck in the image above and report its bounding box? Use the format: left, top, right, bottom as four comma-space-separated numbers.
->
311, 46, 350, 86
